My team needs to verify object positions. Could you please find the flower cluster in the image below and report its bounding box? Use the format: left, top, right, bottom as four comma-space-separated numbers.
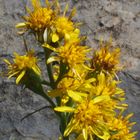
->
54, 72, 131, 140
3, 0, 137, 140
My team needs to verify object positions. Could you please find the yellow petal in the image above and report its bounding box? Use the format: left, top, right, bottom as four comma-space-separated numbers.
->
89, 134, 94, 140
15, 23, 27, 28
63, 3, 69, 16
86, 78, 96, 83
4, 59, 11, 65
98, 72, 105, 85
32, 66, 41, 75
82, 64, 93, 70
54, 106, 75, 112
69, 7, 77, 20
82, 128, 88, 140
65, 33, 70, 41
125, 113, 133, 120
31, 0, 41, 9
25, 6, 31, 13
104, 53, 111, 61
64, 120, 76, 136
74, 28, 80, 34
52, 33, 59, 43
8, 71, 19, 79
42, 44, 56, 51
92, 95, 110, 104
16, 70, 26, 84
89, 125, 110, 140
115, 88, 124, 94
67, 90, 83, 102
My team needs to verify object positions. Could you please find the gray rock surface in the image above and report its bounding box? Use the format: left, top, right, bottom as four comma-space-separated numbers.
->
0, 0, 140, 139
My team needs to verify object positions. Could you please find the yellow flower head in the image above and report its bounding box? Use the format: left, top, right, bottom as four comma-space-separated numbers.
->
24, 7, 54, 31
58, 76, 82, 92
16, 0, 55, 32
94, 73, 124, 97
108, 114, 137, 140
91, 40, 121, 75
57, 42, 90, 68
51, 4, 78, 42
48, 65, 88, 105
48, 74, 83, 105
81, 72, 127, 111
52, 16, 74, 41
4, 50, 40, 84
80, 72, 124, 100
55, 92, 113, 140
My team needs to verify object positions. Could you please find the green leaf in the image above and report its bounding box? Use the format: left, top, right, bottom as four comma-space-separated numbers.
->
47, 56, 60, 64
22, 69, 56, 108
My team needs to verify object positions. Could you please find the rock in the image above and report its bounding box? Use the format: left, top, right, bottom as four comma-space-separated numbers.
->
119, 70, 140, 139
100, 15, 121, 28
103, 1, 122, 14
118, 10, 135, 22
0, 82, 60, 140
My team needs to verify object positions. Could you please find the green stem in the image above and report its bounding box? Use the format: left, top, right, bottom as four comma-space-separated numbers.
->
59, 113, 70, 140
43, 42, 62, 118
54, 62, 69, 106
42, 30, 70, 139
41, 80, 50, 86
44, 48, 56, 88
63, 136, 69, 140
55, 62, 68, 86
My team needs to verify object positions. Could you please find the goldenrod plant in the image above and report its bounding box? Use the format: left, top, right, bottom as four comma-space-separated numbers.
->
4, 0, 137, 140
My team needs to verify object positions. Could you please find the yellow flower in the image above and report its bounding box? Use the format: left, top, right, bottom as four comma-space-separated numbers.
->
44, 41, 90, 69
94, 73, 124, 97
4, 50, 40, 84
67, 28, 80, 43
80, 72, 124, 100
108, 114, 137, 140
52, 16, 74, 42
55, 91, 113, 140
91, 40, 121, 75
48, 65, 88, 105
57, 42, 90, 68
55, 16, 74, 34
95, 73, 128, 110
51, 4, 78, 42
44, 36, 90, 71
78, 72, 127, 113
16, 0, 55, 33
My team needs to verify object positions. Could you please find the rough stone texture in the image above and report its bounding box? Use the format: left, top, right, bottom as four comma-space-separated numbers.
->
0, 0, 140, 139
